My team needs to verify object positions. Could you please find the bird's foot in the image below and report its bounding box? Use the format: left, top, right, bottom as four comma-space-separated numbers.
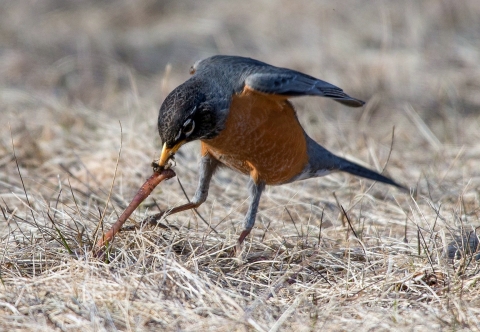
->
141, 211, 166, 227
226, 242, 243, 257
226, 229, 252, 257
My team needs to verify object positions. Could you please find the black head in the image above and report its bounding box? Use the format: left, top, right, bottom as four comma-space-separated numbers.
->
157, 79, 221, 166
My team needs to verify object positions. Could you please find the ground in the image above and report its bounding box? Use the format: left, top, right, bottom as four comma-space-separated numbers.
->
0, 1, 479, 331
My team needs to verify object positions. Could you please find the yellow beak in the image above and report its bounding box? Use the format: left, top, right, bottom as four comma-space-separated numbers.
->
158, 141, 185, 166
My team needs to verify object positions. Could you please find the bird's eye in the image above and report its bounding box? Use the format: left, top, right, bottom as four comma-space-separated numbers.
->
183, 119, 195, 136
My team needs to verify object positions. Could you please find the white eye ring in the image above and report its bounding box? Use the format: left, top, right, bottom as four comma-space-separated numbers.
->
174, 130, 182, 141
183, 119, 195, 136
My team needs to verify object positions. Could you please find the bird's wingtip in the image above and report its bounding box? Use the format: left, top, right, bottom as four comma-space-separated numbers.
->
334, 97, 365, 108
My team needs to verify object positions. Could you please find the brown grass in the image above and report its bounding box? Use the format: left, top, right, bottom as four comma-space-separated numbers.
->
1, 0, 480, 331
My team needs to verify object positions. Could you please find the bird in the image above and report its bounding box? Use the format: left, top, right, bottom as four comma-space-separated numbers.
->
153, 55, 404, 246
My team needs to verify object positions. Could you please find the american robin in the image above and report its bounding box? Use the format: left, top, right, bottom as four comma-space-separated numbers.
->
154, 55, 404, 245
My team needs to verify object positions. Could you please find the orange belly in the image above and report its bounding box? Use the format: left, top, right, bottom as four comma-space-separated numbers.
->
201, 89, 308, 185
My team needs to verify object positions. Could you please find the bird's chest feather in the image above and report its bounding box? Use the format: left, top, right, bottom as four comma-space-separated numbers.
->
201, 89, 308, 185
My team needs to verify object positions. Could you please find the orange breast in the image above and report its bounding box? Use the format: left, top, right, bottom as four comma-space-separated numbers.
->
201, 87, 308, 185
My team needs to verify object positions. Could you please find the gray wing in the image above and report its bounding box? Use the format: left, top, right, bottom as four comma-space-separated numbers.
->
244, 72, 365, 107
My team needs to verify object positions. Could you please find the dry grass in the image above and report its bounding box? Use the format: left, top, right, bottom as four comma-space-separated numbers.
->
1, 0, 480, 331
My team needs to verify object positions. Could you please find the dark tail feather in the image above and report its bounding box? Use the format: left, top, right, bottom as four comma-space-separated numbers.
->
333, 97, 365, 108
305, 136, 406, 190
339, 160, 406, 190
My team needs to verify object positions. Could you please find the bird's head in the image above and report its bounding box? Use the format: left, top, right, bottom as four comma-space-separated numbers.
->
157, 81, 220, 167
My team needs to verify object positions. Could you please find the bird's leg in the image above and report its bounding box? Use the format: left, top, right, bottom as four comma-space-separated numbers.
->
143, 153, 218, 225
236, 179, 265, 250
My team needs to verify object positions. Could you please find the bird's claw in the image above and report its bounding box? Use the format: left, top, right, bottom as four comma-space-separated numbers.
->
141, 211, 166, 227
